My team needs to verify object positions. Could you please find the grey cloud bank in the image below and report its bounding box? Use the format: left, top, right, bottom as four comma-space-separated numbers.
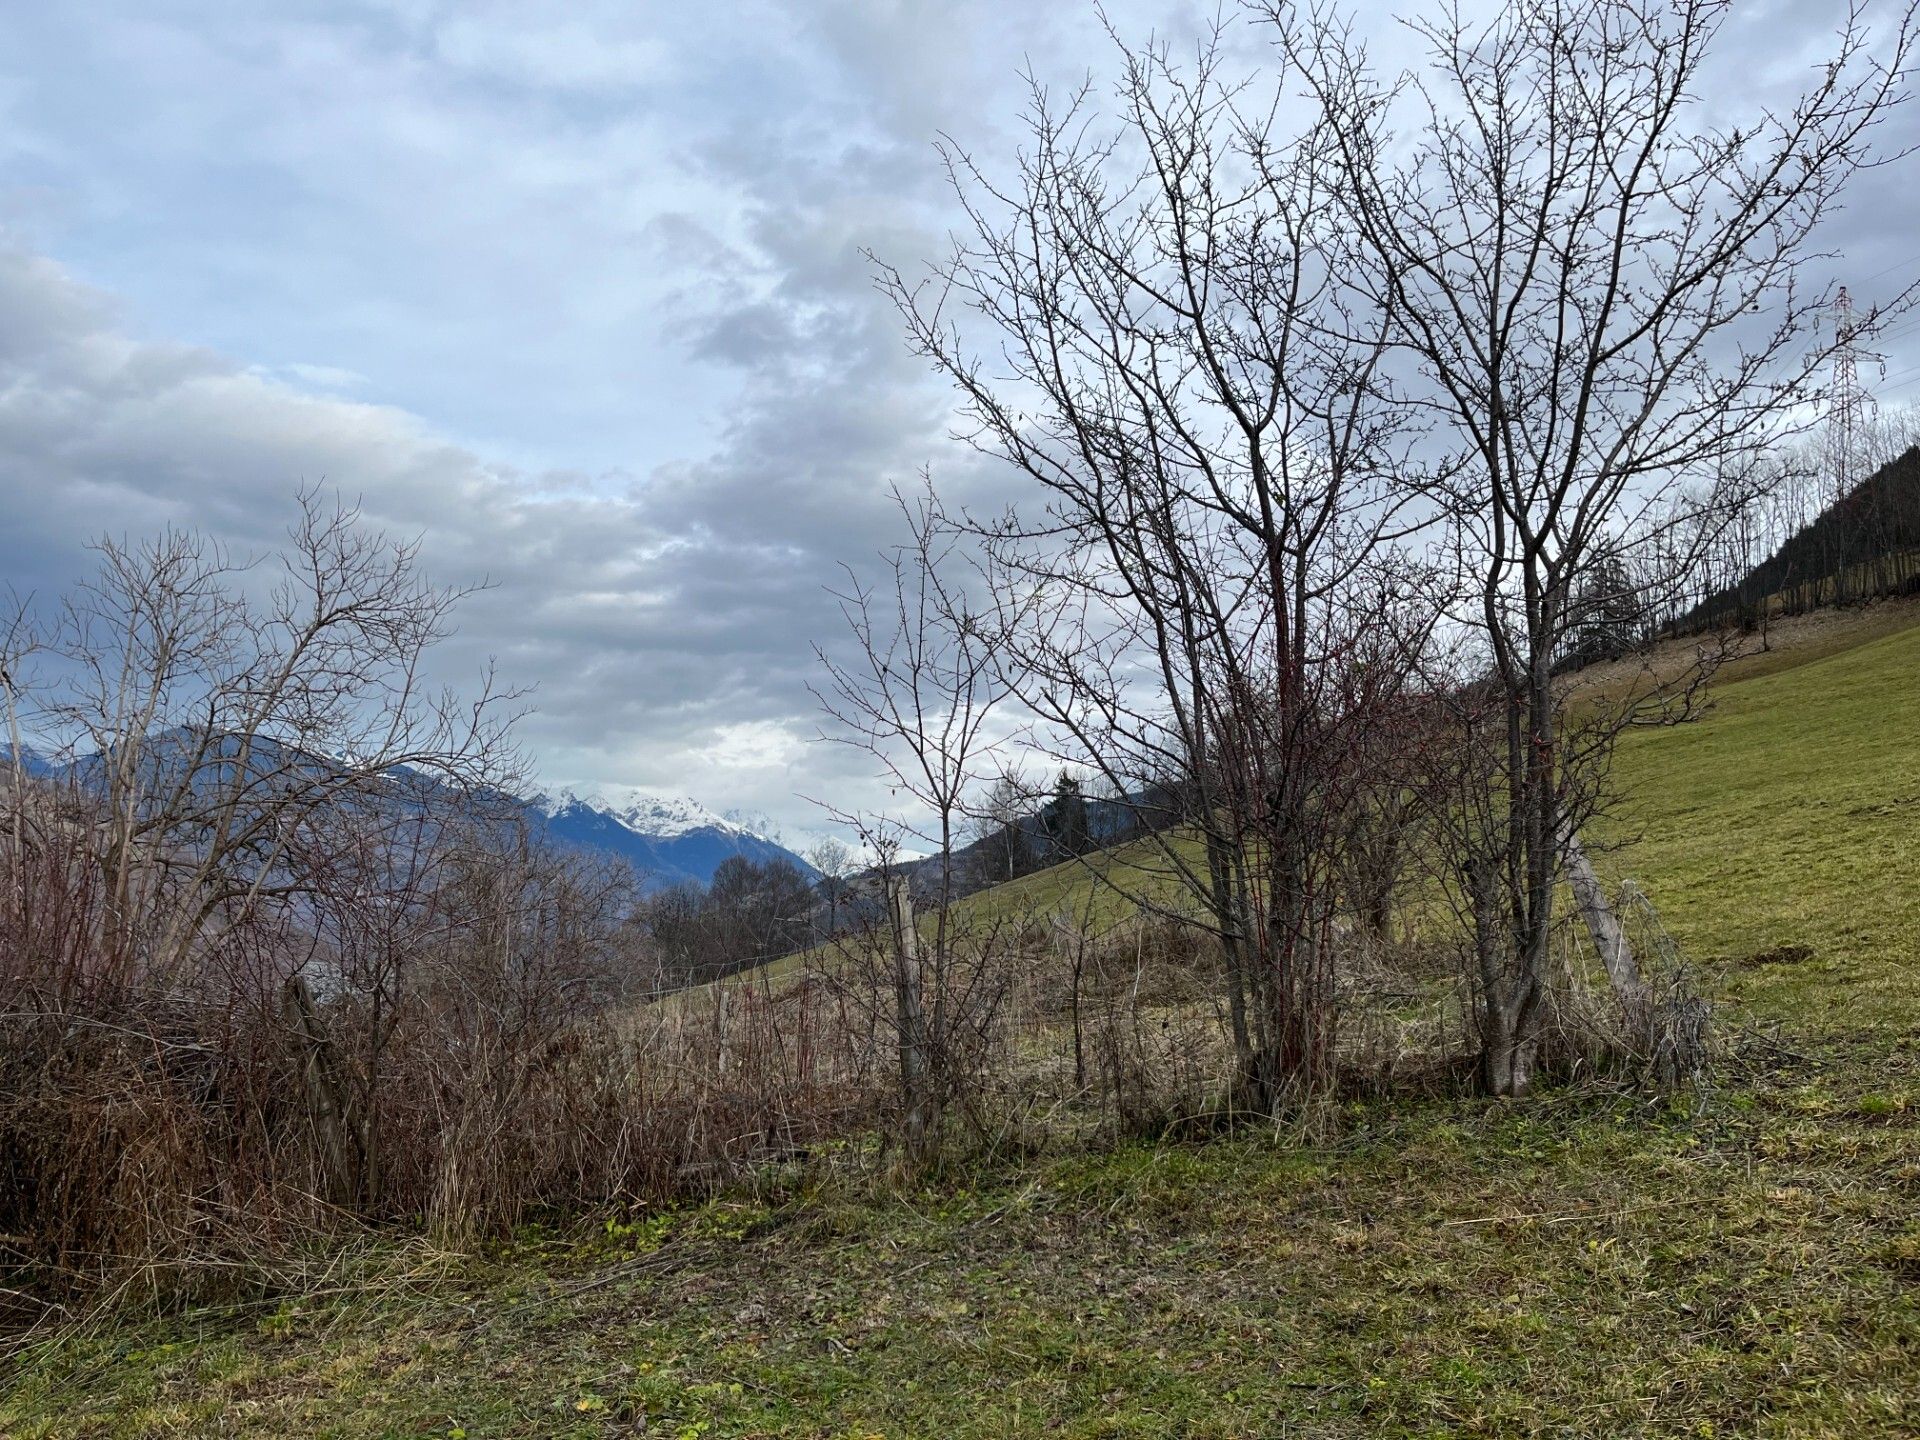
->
1, 0, 1916, 844
0, 240, 908, 842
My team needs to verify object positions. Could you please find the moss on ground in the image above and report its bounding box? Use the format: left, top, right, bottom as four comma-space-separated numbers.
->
9, 1051, 1917, 1437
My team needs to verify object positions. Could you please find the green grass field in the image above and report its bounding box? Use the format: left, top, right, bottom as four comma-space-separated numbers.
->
1607, 616, 1920, 1032
917, 596, 1920, 1025
7, 605, 1919, 1438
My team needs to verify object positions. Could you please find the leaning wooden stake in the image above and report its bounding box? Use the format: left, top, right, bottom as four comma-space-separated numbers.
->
1562, 825, 1649, 1027
888, 875, 933, 1161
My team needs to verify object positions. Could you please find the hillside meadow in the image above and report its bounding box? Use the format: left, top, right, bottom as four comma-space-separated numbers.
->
5, 602, 1919, 1438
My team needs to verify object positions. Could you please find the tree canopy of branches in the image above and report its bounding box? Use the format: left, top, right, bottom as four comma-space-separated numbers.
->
3, 487, 523, 977
811, 485, 1027, 1156
876, 0, 1917, 1098
1279, 0, 1917, 1092
878, 17, 1439, 1102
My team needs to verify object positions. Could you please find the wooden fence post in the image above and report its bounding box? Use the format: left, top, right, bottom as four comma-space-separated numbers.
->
889, 876, 932, 1162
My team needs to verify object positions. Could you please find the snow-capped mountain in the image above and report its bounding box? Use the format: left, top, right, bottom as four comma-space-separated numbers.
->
534, 789, 744, 838
532, 788, 815, 892
9, 735, 817, 897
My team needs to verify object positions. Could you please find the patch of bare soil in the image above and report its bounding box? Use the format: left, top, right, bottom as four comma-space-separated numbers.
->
1744, 944, 1816, 968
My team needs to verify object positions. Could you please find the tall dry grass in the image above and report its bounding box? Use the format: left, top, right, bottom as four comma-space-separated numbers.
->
1, 786, 1695, 1326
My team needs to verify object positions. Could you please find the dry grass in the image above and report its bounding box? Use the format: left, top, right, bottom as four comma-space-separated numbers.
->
1567, 590, 1920, 707
8, 1028, 1914, 1438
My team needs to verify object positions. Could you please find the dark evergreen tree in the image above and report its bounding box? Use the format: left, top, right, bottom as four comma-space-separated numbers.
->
1041, 772, 1092, 861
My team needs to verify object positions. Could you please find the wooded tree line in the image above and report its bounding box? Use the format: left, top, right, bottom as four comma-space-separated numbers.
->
964, 769, 1171, 888
1675, 421, 1920, 636
1545, 412, 1920, 657
635, 854, 820, 986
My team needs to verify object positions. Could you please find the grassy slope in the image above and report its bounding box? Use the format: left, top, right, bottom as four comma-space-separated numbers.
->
955, 597, 1920, 1029
1607, 616, 1920, 1031
8, 606, 1920, 1438
719, 594, 1920, 992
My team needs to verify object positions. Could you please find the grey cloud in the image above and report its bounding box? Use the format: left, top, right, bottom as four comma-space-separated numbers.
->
2, 0, 1918, 850
0, 244, 928, 838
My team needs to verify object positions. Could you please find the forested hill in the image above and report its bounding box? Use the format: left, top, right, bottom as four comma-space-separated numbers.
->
1689, 442, 1920, 628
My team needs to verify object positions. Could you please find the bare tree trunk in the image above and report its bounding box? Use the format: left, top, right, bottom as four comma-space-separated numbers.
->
1069, 933, 1088, 1093
1479, 999, 1537, 1098
1469, 851, 1540, 1099
282, 973, 362, 1205
1203, 827, 1255, 1092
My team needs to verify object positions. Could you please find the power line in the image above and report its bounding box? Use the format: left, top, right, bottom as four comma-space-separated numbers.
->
1866, 317, 1920, 346
1856, 251, 1920, 287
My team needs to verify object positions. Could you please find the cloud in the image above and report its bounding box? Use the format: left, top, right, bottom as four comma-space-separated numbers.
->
430, 10, 673, 95
0, 0, 1915, 850
0, 0, 1093, 842
259, 361, 370, 392
0, 241, 926, 837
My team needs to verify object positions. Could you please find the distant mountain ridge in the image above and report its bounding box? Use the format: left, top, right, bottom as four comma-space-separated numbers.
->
3, 738, 815, 894
531, 789, 815, 891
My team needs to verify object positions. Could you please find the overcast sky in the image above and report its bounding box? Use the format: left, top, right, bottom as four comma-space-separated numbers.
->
3, 1, 1917, 847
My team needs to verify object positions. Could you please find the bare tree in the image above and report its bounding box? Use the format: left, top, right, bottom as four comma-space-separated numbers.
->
877, 23, 1434, 1103
0, 494, 704, 1281
9, 488, 523, 976
806, 834, 858, 938
966, 767, 1037, 887
811, 483, 1024, 1162
1277, 0, 1917, 1092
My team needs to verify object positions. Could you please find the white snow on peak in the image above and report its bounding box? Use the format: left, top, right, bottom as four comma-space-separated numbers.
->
610, 793, 745, 840
528, 786, 600, 820
531, 786, 754, 840
722, 807, 783, 841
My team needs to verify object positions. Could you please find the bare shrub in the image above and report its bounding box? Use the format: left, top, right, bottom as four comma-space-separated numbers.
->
0, 499, 880, 1310
0, 788, 877, 1306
